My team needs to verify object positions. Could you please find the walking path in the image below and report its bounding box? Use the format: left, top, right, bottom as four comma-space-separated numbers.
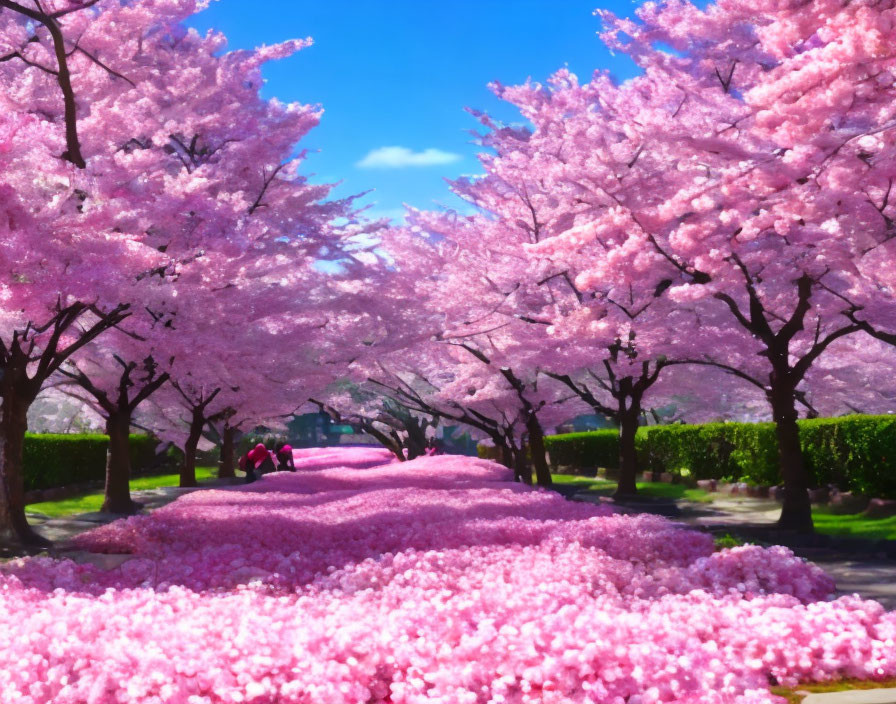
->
568, 489, 896, 609
7, 449, 895, 704
25, 477, 243, 547
677, 497, 896, 608
18, 476, 896, 610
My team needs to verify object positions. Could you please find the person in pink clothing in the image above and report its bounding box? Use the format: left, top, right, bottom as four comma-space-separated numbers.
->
275, 443, 296, 472
241, 443, 276, 483
424, 437, 443, 456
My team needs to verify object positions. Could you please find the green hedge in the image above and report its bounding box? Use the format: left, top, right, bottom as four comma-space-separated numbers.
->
634, 423, 779, 484
24, 433, 161, 492
129, 435, 162, 476
799, 416, 896, 496
539, 415, 896, 497
476, 445, 533, 463
478, 445, 500, 461
544, 431, 618, 470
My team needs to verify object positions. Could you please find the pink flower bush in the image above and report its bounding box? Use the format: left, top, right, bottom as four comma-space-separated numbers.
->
1, 448, 894, 703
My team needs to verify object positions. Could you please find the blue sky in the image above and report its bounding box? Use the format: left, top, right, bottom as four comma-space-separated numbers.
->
190, 1, 640, 221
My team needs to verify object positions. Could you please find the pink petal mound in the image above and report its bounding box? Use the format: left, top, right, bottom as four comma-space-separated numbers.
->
290, 445, 399, 471
1, 449, 893, 704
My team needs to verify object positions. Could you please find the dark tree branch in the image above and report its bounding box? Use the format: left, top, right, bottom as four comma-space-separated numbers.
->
57, 364, 116, 414
714, 60, 737, 93
671, 357, 767, 390
792, 324, 862, 382
71, 45, 135, 87
545, 371, 614, 417
0, 0, 88, 167
43, 304, 130, 380
248, 163, 286, 215
777, 274, 814, 344
50, 0, 100, 19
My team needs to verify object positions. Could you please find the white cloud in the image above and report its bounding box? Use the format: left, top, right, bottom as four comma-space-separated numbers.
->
365, 207, 408, 224
357, 146, 462, 169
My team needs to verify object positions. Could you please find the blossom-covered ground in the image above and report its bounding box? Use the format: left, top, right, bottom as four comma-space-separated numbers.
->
2, 449, 895, 704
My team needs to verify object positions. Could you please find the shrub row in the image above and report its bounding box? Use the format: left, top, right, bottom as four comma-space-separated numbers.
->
24, 434, 162, 492
635, 423, 779, 485
800, 416, 896, 496
539, 415, 896, 498
544, 431, 619, 472
477, 445, 501, 462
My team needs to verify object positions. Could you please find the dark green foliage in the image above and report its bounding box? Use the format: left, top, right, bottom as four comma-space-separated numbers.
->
161, 444, 220, 470
24, 433, 162, 492
129, 434, 165, 476
798, 415, 896, 497
714, 533, 745, 550
545, 431, 619, 470
477, 445, 501, 461
24, 434, 107, 491
195, 447, 221, 466
635, 423, 779, 485
541, 415, 896, 497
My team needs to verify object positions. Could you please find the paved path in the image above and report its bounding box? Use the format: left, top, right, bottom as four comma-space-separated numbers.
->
808, 558, 896, 609
680, 497, 785, 525
676, 498, 896, 608
25, 478, 243, 546
18, 480, 896, 610
803, 689, 896, 704
570, 490, 896, 609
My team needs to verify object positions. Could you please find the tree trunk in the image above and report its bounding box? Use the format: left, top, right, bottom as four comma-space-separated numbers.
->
102, 410, 140, 514
363, 424, 405, 461
526, 413, 552, 487
770, 382, 813, 531
219, 425, 236, 479
0, 379, 47, 548
615, 403, 640, 497
404, 420, 427, 460
180, 407, 205, 488
512, 447, 532, 485
499, 442, 513, 469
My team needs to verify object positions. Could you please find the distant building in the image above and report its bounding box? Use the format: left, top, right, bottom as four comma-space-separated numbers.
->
286, 412, 363, 447
437, 426, 479, 456
554, 414, 615, 434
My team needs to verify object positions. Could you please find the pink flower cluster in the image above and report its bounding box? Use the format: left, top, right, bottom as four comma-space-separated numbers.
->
1, 448, 894, 704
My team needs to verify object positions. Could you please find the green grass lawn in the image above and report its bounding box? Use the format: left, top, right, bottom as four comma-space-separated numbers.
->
550, 474, 616, 491
26, 467, 217, 518
553, 473, 896, 541
812, 508, 896, 541
551, 474, 713, 502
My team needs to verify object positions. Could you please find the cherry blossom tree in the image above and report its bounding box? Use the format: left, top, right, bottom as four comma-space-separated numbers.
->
799, 335, 896, 418
316, 386, 438, 461
0, 136, 153, 544
59, 326, 171, 513
443, 0, 896, 529
415, 93, 697, 495
0, 0, 215, 545
581, 0, 896, 529
325, 335, 582, 482
354, 220, 602, 485
0, 0, 358, 545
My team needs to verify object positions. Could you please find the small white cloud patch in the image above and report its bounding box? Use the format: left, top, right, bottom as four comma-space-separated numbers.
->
357, 146, 462, 169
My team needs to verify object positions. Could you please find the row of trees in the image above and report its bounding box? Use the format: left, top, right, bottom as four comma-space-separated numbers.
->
327, 0, 896, 531
3, 0, 895, 542
0, 0, 397, 547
